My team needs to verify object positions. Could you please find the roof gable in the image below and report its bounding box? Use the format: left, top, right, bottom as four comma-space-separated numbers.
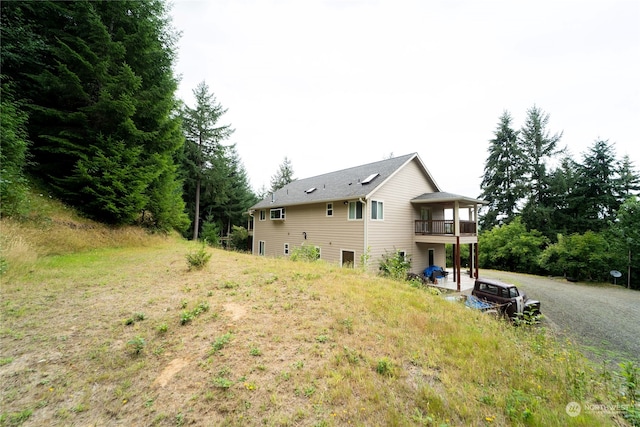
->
251, 153, 441, 209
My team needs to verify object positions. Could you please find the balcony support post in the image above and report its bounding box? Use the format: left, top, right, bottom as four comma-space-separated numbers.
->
455, 236, 461, 292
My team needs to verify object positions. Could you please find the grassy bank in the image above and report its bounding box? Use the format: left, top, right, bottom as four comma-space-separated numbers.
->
0, 196, 634, 426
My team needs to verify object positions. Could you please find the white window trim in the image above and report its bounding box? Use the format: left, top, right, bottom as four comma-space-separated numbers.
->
258, 240, 266, 256
284, 243, 289, 255
347, 201, 364, 221
326, 202, 333, 217
259, 210, 266, 221
270, 207, 285, 220
371, 200, 384, 220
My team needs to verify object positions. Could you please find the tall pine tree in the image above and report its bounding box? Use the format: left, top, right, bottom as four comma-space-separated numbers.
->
270, 157, 296, 192
479, 111, 524, 229
180, 82, 234, 240
518, 105, 564, 235
572, 140, 619, 231
616, 155, 640, 199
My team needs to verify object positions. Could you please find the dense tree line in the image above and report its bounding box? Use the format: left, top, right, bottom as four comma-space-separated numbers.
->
1, 0, 257, 243
479, 106, 640, 288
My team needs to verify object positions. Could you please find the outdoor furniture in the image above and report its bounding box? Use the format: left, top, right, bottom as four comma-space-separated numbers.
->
423, 265, 449, 283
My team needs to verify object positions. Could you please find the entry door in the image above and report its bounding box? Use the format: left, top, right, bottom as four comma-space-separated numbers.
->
342, 250, 355, 268
421, 208, 432, 233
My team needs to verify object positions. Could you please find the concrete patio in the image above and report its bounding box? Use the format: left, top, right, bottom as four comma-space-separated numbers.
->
431, 268, 476, 293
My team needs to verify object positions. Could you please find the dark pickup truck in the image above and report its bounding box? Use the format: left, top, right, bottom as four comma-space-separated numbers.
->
471, 278, 541, 319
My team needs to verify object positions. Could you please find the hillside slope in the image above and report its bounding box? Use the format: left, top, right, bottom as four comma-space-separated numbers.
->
0, 198, 630, 426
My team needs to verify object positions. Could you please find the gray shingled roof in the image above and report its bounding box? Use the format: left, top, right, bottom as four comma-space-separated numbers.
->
411, 192, 487, 206
251, 153, 432, 209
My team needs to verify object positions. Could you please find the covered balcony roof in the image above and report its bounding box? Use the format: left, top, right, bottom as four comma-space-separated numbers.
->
410, 191, 487, 208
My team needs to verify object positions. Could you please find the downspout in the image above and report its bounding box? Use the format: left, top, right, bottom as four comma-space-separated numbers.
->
360, 197, 367, 270
454, 201, 461, 291
248, 210, 255, 254
474, 203, 480, 279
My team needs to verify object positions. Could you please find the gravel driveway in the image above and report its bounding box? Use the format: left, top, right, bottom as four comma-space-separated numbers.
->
477, 270, 640, 364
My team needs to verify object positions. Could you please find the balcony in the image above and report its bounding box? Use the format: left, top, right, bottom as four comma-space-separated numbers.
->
414, 219, 477, 236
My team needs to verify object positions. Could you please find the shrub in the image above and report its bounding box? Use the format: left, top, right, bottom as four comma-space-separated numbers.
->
290, 244, 320, 262
228, 225, 249, 251
379, 249, 411, 280
186, 241, 212, 270
211, 332, 233, 354
200, 217, 221, 247
180, 301, 210, 325
127, 336, 146, 355
376, 357, 394, 377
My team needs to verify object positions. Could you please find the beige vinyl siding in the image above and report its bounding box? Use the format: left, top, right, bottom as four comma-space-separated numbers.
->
253, 202, 365, 266
366, 158, 438, 274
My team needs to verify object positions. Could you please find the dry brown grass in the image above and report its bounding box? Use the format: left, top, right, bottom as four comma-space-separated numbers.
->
1, 240, 623, 426
0, 191, 174, 273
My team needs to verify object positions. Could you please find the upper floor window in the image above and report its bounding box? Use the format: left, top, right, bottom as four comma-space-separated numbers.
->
326, 203, 333, 217
270, 207, 285, 220
259, 210, 266, 221
348, 201, 363, 220
371, 200, 384, 220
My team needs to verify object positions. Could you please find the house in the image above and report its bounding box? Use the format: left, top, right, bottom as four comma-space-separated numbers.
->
247, 153, 486, 291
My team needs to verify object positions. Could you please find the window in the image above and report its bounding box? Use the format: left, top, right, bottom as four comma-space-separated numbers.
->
371, 200, 383, 220
326, 203, 333, 217
342, 250, 355, 268
270, 207, 285, 220
348, 201, 363, 220
284, 243, 289, 255
480, 283, 498, 295
259, 210, 266, 221
258, 240, 265, 256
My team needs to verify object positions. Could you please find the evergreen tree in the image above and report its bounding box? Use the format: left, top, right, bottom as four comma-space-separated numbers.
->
572, 140, 619, 231
479, 111, 524, 229
270, 157, 295, 192
518, 105, 564, 203
0, 0, 187, 229
546, 156, 580, 236
95, 0, 188, 231
181, 81, 234, 240
0, 84, 30, 217
616, 155, 640, 199
218, 146, 258, 234
518, 105, 564, 235
198, 145, 257, 238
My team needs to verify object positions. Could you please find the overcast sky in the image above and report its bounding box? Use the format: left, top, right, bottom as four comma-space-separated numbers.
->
170, 0, 639, 198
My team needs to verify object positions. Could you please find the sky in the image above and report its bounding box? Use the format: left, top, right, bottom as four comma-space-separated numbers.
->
170, 0, 639, 198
